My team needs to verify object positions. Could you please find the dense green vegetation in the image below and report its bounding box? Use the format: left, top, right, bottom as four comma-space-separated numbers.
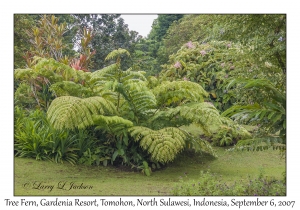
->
14, 14, 286, 195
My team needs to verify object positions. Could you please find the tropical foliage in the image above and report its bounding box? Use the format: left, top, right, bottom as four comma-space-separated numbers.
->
157, 14, 286, 152
14, 14, 286, 176
171, 170, 286, 196
222, 78, 286, 151
45, 49, 246, 165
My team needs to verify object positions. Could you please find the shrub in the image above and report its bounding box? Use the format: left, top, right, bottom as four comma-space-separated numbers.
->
171, 170, 286, 196
14, 108, 97, 165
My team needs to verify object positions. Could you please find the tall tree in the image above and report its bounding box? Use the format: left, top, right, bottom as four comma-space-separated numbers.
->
148, 14, 184, 42
148, 15, 184, 58
73, 15, 141, 71
14, 14, 38, 68
133, 14, 184, 75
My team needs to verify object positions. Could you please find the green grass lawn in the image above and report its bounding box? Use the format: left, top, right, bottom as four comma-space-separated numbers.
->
14, 147, 285, 196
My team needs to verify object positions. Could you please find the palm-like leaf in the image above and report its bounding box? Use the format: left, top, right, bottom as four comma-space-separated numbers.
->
233, 136, 285, 152
223, 78, 286, 148
227, 78, 285, 106
223, 79, 285, 136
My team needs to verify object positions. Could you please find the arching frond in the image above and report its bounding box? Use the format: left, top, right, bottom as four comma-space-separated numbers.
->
220, 116, 251, 139
47, 96, 117, 130
33, 58, 79, 82
15, 58, 90, 84
185, 134, 217, 157
150, 102, 222, 135
14, 68, 35, 81
90, 65, 156, 117
49, 81, 94, 98
147, 76, 159, 89
89, 64, 119, 83
129, 126, 186, 163
93, 115, 133, 135
105, 48, 130, 61
120, 69, 147, 83
90, 65, 147, 85
121, 80, 157, 115
153, 81, 208, 107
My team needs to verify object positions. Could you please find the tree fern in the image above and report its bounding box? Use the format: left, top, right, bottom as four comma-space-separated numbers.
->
47, 96, 117, 130
89, 63, 155, 119
90, 65, 147, 88
153, 81, 208, 107
129, 126, 186, 163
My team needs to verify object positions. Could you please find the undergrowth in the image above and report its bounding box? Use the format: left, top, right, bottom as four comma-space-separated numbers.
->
171, 170, 286, 196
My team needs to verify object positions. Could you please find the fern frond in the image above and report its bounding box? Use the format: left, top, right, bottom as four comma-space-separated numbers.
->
90, 65, 147, 86
121, 80, 157, 115
47, 96, 117, 130
129, 126, 186, 163
188, 136, 217, 157
49, 81, 94, 97
180, 129, 217, 156
89, 64, 119, 83
14, 68, 35, 81
150, 102, 222, 135
120, 69, 147, 83
93, 115, 133, 135
105, 48, 130, 61
33, 58, 81, 82
220, 116, 251, 139
153, 81, 208, 107
15, 58, 90, 84
147, 76, 159, 89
